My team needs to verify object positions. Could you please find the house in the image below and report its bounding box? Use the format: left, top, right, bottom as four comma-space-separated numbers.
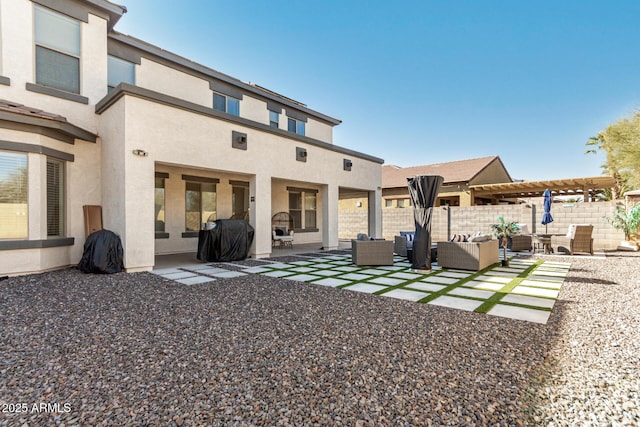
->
382, 156, 513, 207
0, 0, 383, 276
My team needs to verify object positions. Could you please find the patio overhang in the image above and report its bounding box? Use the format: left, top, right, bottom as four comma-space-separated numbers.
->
470, 176, 616, 200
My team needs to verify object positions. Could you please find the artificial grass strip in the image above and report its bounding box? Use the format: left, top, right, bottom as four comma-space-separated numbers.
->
254, 254, 567, 320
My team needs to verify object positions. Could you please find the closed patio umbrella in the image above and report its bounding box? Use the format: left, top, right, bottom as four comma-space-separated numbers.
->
541, 188, 554, 234
407, 175, 444, 270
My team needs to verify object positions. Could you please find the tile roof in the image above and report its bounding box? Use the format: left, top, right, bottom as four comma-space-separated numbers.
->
0, 99, 68, 123
382, 156, 503, 188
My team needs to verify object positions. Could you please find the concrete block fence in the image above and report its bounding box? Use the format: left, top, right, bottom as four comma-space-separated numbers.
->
338, 201, 624, 250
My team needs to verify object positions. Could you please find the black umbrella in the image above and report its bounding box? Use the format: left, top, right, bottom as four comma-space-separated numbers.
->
407, 175, 444, 270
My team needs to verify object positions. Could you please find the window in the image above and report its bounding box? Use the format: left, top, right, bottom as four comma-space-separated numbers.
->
304, 192, 317, 229
385, 199, 393, 208
213, 93, 239, 116
185, 181, 216, 231
397, 199, 407, 208
34, 6, 80, 93
287, 118, 305, 136
288, 188, 316, 230
46, 158, 65, 237
231, 183, 249, 219
155, 176, 166, 232
0, 151, 28, 239
108, 55, 135, 91
269, 111, 279, 128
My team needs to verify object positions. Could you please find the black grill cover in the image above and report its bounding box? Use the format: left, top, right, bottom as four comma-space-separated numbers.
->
78, 229, 125, 274
197, 219, 255, 262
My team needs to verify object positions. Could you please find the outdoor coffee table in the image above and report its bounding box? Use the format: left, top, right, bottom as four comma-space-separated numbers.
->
533, 234, 558, 254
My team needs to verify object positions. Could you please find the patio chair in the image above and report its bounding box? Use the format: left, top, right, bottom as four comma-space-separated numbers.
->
393, 231, 415, 256
272, 228, 294, 248
507, 224, 532, 252
552, 224, 594, 255
351, 239, 394, 266
437, 239, 499, 271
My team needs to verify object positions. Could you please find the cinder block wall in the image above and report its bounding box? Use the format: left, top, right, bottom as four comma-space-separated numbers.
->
339, 201, 624, 249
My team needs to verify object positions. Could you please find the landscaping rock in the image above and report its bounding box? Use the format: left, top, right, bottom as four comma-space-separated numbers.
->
0, 252, 638, 425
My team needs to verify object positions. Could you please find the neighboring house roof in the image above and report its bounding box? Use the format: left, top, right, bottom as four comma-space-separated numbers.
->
382, 156, 511, 188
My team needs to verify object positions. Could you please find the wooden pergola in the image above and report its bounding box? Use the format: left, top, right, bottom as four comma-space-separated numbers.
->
470, 176, 616, 203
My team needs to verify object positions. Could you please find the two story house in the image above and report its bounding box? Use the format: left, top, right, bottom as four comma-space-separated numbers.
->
0, 0, 383, 276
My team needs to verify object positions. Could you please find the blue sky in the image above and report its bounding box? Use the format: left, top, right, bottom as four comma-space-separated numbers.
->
115, 0, 640, 181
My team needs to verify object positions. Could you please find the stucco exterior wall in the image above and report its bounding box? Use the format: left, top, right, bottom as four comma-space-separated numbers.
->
108, 94, 380, 268
0, 0, 382, 275
136, 58, 211, 107
0, 0, 106, 131
306, 117, 333, 144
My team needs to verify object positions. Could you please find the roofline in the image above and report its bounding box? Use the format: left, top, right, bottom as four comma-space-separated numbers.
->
95, 83, 383, 164
85, 0, 126, 30
467, 155, 513, 183
107, 32, 342, 126
0, 110, 96, 143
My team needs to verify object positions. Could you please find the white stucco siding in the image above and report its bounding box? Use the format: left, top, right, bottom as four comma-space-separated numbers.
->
136, 58, 212, 107
67, 138, 102, 262
1, 0, 32, 85
240, 95, 268, 124
305, 117, 333, 144
97, 98, 136, 266
123, 96, 378, 191
0, 0, 105, 132
112, 95, 379, 262
0, 127, 102, 275
82, 13, 108, 104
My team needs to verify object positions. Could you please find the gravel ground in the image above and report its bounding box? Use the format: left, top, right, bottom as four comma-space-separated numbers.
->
0, 253, 638, 426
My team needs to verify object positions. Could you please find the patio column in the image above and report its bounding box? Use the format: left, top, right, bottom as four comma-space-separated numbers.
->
251, 174, 272, 258
368, 188, 382, 238
321, 184, 339, 250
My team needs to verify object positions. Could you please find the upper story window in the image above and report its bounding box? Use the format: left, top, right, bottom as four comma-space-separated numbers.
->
288, 118, 305, 136
34, 6, 80, 94
108, 55, 135, 92
269, 111, 279, 128
213, 93, 239, 116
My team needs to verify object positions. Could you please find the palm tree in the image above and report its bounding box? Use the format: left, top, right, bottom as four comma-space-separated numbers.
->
489, 216, 520, 266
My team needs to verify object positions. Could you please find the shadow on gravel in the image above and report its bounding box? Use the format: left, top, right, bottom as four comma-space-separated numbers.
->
564, 276, 618, 286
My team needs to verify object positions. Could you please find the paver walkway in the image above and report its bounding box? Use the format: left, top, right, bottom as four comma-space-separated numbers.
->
152, 252, 570, 324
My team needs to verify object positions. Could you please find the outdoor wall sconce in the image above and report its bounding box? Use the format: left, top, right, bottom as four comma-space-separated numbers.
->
132, 149, 148, 157
343, 158, 352, 171
232, 131, 248, 150
296, 147, 307, 162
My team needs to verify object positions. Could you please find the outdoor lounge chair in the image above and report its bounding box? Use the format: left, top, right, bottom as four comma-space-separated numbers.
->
507, 224, 533, 252
437, 239, 499, 271
351, 239, 394, 266
393, 231, 415, 256
272, 228, 294, 248
552, 224, 594, 255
